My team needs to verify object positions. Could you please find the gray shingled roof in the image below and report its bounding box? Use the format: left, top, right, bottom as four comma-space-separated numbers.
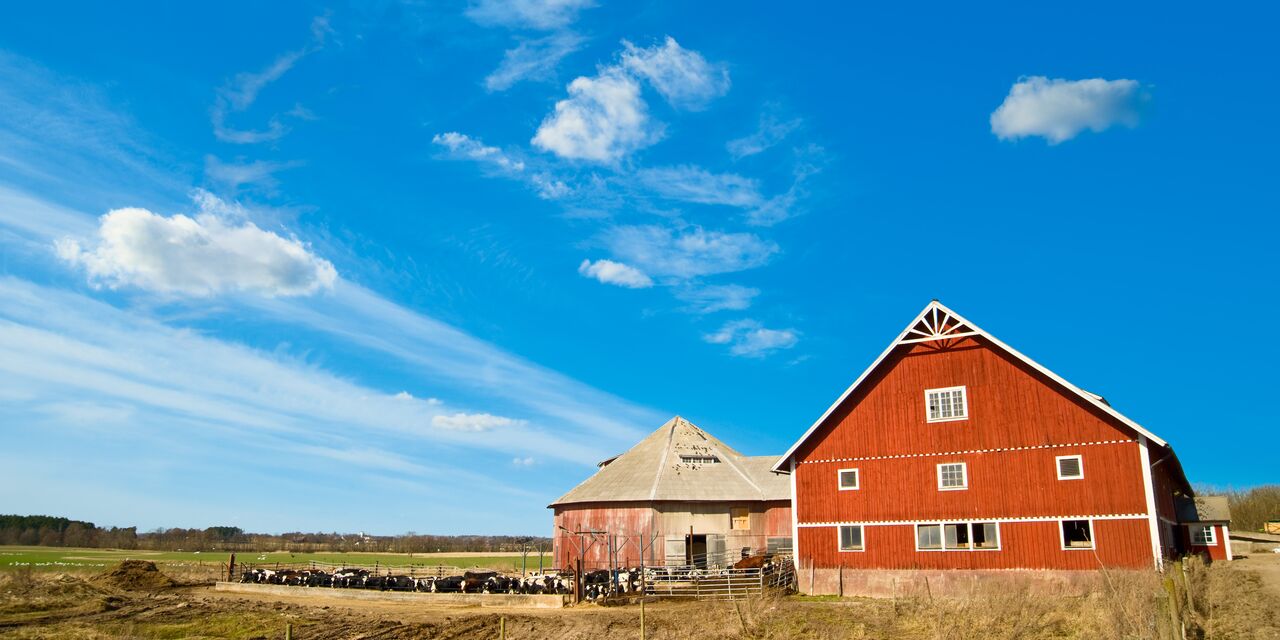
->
550, 416, 790, 507
1176, 495, 1232, 523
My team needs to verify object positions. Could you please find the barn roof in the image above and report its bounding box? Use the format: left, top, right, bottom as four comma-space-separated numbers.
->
1176, 496, 1232, 523
773, 300, 1171, 472
550, 416, 790, 507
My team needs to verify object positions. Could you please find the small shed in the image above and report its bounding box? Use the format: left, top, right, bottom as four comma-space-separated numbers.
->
550, 416, 791, 570
1176, 495, 1233, 561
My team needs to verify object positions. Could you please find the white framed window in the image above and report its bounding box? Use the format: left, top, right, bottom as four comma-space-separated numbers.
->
925, 386, 968, 422
916, 524, 943, 551
916, 522, 1000, 552
837, 468, 860, 491
1056, 455, 1083, 480
1060, 519, 1094, 550
937, 462, 968, 491
838, 525, 864, 552
1190, 524, 1217, 546
679, 455, 719, 464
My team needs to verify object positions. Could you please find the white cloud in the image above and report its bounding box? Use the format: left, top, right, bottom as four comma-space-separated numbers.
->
56, 199, 336, 297
675, 284, 759, 313
512, 456, 536, 466
620, 37, 730, 110
432, 132, 526, 172
465, 0, 595, 30
532, 69, 658, 162
727, 113, 802, 159
703, 319, 798, 357
578, 258, 653, 288
485, 32, 584, 91
635, 165, 762, 207
990, 76, 1144, 144
432, 412, 524, 431
601, 225, 778, 280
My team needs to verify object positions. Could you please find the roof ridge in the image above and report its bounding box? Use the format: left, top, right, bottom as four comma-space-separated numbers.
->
648, 416, 678, 501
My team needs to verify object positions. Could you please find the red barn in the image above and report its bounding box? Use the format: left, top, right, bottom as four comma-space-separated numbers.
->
551, 416, 791, 571
773, 301, 1221, 595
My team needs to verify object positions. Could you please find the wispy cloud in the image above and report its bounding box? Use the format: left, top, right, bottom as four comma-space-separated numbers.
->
990, 76, 1146, 144
620, 37, 730, 111
485, 32, 584, 91
600, 225, 777, 280
727, 112, 802, 159
634, 166, 762, 207
204, 155, 302, 193
432, 412, 525, 431
675, 283, 759, 313
577, 258, 653, 288
433, 132, 526, 173
210, 16, 329, 144
55, 194, 336, 297
465, 0, 595, 30
703, 319, 798, 357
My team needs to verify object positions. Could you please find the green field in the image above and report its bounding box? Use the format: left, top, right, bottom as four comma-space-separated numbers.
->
0, 546, 554, 574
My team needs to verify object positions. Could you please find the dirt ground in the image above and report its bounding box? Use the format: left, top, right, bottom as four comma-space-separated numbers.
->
2, 558, 1278, 639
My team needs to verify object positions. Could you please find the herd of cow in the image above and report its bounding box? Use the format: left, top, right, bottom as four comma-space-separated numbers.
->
240, 567, 574, 595
239, 555, 784, 601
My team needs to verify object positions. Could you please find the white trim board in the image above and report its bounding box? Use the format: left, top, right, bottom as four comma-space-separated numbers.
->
798, 513, 1149, 527
773, 300, 1168, 473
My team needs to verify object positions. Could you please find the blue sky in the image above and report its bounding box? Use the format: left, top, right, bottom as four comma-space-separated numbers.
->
0, 1, 1276, 535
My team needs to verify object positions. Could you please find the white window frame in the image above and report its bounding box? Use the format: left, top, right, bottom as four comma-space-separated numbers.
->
1059, 518, 1096, 550
914, 521, 1001, 552
1189, 524, 1217, 546
937, 462, 968, 491
837, 467, 860, 491
1056, 455, 1084, 480
837, 525, 865, 552
925, 385, 969, 423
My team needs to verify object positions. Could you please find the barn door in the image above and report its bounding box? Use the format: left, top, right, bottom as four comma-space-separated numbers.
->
664, 536, 686, 566
707, 533, 726, 568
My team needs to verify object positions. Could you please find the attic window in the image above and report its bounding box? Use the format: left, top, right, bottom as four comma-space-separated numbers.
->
680, 455, 720, 464
926, 386, 968, 422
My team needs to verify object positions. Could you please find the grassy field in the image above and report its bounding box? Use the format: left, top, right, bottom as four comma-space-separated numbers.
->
0, 546, 554, 574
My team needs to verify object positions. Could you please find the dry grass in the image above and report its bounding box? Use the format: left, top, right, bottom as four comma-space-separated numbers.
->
1, 559, 1277, 639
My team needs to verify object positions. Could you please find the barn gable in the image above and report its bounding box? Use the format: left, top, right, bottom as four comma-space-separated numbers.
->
774, 301, 1169, 472
551, 416, 789, 506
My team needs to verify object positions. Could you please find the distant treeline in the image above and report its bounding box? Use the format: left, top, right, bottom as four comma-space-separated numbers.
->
0, 515, 551, 553
1190, 485, 1280, 533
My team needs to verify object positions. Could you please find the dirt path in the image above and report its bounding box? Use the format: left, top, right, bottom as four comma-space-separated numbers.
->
1229, 552, 1280, 596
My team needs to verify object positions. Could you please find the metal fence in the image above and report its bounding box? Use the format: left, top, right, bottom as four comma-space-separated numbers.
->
644, 555, 795, 601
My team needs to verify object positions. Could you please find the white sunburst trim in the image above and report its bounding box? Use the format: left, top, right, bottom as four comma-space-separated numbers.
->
797, 513, 1149, 528
772, 300, 1168, 473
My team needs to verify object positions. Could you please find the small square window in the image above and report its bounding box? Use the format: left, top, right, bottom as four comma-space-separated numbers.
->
943, 523, 970, 550
916, 524, 942, 550
1061, 519, 1094, 549
1056, 455, 1083, 480
973, 522, 999, 550
1190, 525, 1216, 546
926, 386, 968, 422
730, 507, 749, 531
838, 468, 860, 490
839, 525, 864, 551
937, 462, 968, 490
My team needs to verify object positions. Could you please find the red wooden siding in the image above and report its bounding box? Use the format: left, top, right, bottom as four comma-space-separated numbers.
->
792, 336, 1160, 570
1183, 524, 1230, 562
796, 441, 1148, 523
799, 519, 1153, 570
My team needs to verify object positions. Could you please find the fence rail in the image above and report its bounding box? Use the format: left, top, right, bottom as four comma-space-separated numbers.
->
644, 556, 795, 601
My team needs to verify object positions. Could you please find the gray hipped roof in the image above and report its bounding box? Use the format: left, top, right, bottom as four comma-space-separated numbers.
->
550, 416, 790, 507
1176, 496, 1232, 523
